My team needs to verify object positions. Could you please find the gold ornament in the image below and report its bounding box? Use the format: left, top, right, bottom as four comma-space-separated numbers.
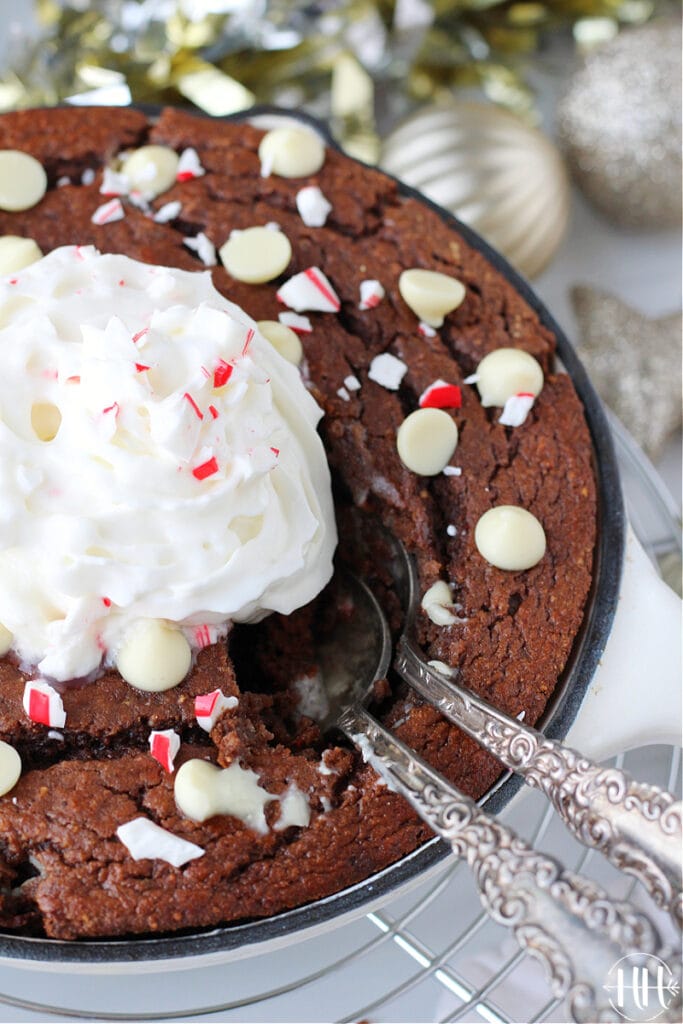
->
571, 286, 682, 460
380, 101, 570, 279
557, 18, 682, 229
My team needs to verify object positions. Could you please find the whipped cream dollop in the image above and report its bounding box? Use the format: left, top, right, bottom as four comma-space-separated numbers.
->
0, 246, 336, 681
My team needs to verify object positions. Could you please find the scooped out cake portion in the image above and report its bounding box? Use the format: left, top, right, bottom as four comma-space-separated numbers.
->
0, 106, 596, 940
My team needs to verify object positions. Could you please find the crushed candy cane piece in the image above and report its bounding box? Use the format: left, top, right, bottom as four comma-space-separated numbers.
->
195, 689, 239, 732
296, 186, 332, 227
91, 198, 125, 226
116, 817, 204, 867
153, 200, 182, 223
446, 524, 457, 537
279, 311, 312, 334
443, 465, 462, 477
176, 147, 205, 182
498, 393, 535, 428
344, 375, 361, 391
336, 386, 350, 402
213, 359, 233, 388
81, 168, 96, 186
56, 176, 70, 188
418, 321, 437, 338
358, 279, 385, 310
183, 232, 216, 267
463, 373, 479, 385
368, 352, 407, 391
192, 456, 219, 481
419, 380, 462, 409
100, 167, 128, 196
183, 392, 204, 420
149, 729, 181, 773
277, 267, 340, 313
192, 624, 220, 649
22, 680, 66, 728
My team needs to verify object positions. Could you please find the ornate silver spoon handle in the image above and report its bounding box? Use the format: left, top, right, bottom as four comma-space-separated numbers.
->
339, 702, 681, 1024
396, 637, 683, 927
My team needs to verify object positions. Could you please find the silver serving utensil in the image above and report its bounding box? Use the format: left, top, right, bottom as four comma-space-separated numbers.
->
322, 569, 681, 1024
388, 539, 683, 929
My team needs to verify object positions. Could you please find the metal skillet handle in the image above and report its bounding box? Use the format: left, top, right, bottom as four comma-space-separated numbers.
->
397, 636, 683, 928
340, 703, 681, 1024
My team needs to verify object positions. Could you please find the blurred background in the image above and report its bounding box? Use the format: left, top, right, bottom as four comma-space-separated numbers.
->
0, 4, 680, 1022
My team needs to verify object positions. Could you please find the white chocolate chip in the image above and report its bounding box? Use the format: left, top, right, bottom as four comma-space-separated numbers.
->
219, 226, 291, 284
274, 784, 310, 831
398, 269, 466, 328
174, 758, 275, 833
0, 236, 43, 275
0, 623, 12, 656
474, 505, 546, 571
116, 619, 192, 692
475, 349, 544, 408
421, 581, 459, 626
0, 741, 21, 797
396, 408, 458, 476
120, 145, 179, 200
258, 127, 325, 178
0, 151, 47, 212
257, 319, 303, 365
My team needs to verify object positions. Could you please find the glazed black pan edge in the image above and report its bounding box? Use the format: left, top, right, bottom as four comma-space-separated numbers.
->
0, 104, 626, 964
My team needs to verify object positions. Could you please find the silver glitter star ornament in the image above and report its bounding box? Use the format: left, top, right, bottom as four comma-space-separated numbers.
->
558, 19, 682, 229
571, 286, 682, 459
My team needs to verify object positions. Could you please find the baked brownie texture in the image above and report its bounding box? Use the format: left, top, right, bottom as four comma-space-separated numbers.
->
0, 106, 596, 939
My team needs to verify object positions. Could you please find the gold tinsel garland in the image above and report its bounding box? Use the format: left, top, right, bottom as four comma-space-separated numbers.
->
0, 0, 659, 155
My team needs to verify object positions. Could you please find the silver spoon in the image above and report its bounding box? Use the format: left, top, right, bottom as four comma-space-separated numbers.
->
321, 570, 681, 1024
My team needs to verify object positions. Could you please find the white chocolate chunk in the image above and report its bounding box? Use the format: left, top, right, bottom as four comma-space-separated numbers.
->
121, 145, 179, 199
398, 268, 466, 328
0, 151, 47, 212
116, 817, 204, 867
257, 320, 303, 365
296, 185, 332, 227
368, 352, 407, 391
475, 348, 544, 408
475, 506, 546, 571
220, 226, 291, 284
397, 408, 458, 476
258, 127, 325, 178
0, 236, 43, 275
0, 623, 12, 657
421, 581, 459, 626
427, 659, 457, 678
175, 759, 275, 833
0, 741, 21, 797
274, 784, 310, 831
116, 619, 192, 692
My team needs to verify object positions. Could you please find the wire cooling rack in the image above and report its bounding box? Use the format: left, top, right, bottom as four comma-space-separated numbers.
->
0, 416, 679, 1024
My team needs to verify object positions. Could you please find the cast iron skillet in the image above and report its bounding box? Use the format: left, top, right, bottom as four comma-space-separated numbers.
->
0, 105, 625, 964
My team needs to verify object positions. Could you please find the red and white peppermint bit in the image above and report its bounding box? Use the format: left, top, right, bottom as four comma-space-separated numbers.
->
116, 817, 204, 868
192, 624, 220, 649
277, 267, 340, 313
153, 200, 182, 223
194, 689, 239, 732
183, 392, 204, 420
418, 321, 437, 338
278, 311, 312, 334
241, 327, 255, 358
213, 359, 233, 388
148, 729, 181, 773
358, 279, 385, 310
183, 232, 216, 267
498, 392, 535, 428
192, 455, 219, 481
91, 198, 125, 226
208, 404, 219, 420
99, 401, 120, 441
368, 352, 408, 391
132, 327, 149, 344
99, 167, 129, 196
22, 680, 66, 729
295, 185, 332, 227
176, 147, 205, 182
419, 380, 462, 410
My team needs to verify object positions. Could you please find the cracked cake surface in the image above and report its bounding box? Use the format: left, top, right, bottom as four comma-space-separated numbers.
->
0, 106, 596, 940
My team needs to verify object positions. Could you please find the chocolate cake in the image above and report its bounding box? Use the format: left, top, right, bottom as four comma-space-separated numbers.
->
0, 106, 596, 941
